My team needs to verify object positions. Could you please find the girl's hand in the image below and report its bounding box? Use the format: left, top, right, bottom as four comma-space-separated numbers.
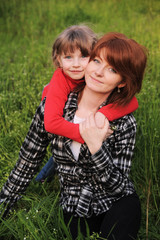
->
79, 113, 113, 154
95, 112, 106, 129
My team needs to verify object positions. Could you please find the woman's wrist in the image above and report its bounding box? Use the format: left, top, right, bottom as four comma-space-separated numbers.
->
88, 142, 102, 155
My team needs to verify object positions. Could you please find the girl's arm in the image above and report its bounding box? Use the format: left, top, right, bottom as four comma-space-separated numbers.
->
44, 68, 138, 144
44, 68, 85, 143
98, 96, 138, 121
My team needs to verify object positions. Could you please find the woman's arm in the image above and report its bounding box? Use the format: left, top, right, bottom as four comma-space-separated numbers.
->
80, 113, 113, 154
0, 100, 51, 217
80, 114, 136, 194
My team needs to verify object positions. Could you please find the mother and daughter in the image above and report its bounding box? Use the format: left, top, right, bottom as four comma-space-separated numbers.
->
0, 25, 147, 240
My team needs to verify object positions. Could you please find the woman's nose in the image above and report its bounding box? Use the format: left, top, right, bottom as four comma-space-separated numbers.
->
95, 66, 104, 76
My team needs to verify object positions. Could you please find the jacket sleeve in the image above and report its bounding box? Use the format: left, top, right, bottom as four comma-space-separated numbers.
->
0, 100, 51, 217
99, 96, 138, 121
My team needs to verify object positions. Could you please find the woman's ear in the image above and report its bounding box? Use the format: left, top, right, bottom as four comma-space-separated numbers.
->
117, 82, 126, 88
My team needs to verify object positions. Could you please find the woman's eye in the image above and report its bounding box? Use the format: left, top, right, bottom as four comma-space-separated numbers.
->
93, 58, 100, 63
109, 68, 117, 73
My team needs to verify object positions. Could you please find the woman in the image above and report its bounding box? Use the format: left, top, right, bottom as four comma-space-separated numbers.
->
0, 32, 147, 239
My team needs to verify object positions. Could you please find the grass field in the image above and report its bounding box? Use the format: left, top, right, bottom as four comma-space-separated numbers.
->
0, 0, 160, 239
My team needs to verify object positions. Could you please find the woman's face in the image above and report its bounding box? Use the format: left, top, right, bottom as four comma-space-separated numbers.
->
85, 53, 124, 95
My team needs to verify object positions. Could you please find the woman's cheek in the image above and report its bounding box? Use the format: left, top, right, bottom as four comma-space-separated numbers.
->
85, 61, 94, 74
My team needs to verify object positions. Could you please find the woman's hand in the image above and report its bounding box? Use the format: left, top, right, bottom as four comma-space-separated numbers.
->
79, 113, 113, 155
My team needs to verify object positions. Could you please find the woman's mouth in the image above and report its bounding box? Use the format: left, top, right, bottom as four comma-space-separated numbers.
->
90, 76, 103, 84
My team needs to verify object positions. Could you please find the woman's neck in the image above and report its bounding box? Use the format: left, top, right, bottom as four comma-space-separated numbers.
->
76, 87, 109, 118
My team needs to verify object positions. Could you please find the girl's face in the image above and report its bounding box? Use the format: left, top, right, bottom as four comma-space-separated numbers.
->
85, 54, 125, 96
58, 49, 90, 80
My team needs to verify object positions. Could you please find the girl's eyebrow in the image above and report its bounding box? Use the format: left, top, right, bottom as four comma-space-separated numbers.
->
63, 52, 72, 56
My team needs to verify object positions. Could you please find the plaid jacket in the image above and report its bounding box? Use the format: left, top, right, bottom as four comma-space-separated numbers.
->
0, 92, 137, 217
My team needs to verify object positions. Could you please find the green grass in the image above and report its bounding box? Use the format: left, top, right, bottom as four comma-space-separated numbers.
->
0, 0, 160, 239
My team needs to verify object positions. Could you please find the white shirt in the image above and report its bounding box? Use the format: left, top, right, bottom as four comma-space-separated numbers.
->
70, 115, 85, 160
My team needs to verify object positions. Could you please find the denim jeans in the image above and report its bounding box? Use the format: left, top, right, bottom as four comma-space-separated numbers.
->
35, 156, 56, 182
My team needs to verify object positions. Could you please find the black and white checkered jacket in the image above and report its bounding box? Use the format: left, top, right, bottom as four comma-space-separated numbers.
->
0, 92, 137, 217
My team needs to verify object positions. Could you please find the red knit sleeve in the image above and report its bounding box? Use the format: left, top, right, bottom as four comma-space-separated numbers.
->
98, 96, 138, 121
44, 69, 84, 143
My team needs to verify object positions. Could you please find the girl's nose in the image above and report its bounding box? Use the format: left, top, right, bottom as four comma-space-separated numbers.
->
73, 57, 80, 67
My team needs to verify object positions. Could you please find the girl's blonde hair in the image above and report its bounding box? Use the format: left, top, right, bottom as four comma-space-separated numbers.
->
52, 25, 98, 67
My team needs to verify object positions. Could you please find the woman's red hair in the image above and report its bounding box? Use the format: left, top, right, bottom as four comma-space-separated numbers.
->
90, 32, 148, 106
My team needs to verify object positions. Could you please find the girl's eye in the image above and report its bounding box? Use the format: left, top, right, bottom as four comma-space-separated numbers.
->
81, 55, 87, 58
65, 56, 72, 59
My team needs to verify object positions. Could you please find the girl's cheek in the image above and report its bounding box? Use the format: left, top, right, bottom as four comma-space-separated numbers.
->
84, 62, 89, 69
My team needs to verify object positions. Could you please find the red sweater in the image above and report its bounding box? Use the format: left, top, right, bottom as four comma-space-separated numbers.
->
43, 68, 138, 143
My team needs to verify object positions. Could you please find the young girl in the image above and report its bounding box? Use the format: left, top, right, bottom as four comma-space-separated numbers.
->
36, 25, 138, 182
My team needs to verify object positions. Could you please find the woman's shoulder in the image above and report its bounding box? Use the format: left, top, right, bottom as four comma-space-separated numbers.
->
64, 92, 78, 109
34, 97, 46, 121
111, 113, 137, 134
